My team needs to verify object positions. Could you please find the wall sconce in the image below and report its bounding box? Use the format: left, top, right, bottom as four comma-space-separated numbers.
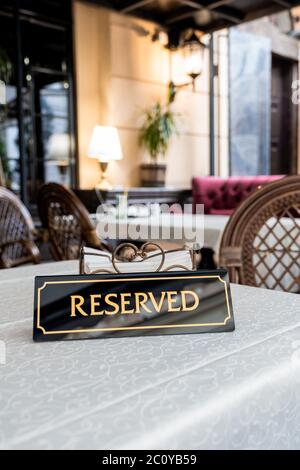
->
168, 32, 206, 103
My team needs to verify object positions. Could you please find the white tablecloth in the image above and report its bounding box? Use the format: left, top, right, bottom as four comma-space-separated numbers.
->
0, 261, 300, 449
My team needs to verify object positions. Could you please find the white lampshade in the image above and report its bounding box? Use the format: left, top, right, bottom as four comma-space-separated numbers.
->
88, 126, 123, 162
47, 133, 71, 164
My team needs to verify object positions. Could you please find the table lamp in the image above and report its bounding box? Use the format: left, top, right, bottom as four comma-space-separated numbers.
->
47, 133, 71, 182
88, 125, 123, 190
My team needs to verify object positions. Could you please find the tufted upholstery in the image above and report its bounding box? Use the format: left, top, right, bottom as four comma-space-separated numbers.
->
192, 175, 284, 215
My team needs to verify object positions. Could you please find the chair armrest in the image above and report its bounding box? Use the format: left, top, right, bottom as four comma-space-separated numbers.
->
219, 246, 242, 268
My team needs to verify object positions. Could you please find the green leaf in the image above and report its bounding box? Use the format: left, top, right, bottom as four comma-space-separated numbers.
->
139, 101, 179, 161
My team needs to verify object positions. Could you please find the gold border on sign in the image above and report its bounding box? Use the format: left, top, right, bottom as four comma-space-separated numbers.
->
36, 275, 232, 335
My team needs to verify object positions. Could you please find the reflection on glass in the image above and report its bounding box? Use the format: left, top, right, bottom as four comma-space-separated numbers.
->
0, 18, 20, 193
0, 5, 74, 205
229, 28, 271, 175
40, 82, 68, 117
23, 74, 72, 202
40, 81, 71, 186
46, 133, 71, 185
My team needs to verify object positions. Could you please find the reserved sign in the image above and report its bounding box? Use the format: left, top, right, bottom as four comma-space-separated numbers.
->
33, 270, 235, 341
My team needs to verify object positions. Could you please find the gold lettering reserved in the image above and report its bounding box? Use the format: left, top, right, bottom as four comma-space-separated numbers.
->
70, 289, 200, 316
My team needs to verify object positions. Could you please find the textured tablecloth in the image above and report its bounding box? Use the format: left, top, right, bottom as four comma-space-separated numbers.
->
0, 261, 300, 450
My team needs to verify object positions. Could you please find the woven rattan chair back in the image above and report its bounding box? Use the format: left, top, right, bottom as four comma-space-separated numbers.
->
38, 183, 102, 260
0, 187, 40, 268
219, 176, 300, 292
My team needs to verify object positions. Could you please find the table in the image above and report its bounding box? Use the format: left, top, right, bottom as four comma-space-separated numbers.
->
74, 187, 192, 214
92, 213, 229, 251
1, 261, 300, 449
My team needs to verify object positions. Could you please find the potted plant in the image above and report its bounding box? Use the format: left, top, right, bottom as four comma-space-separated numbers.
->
139, 101, 178, 187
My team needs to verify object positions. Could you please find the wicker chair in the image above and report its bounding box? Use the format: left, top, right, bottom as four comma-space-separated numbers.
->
0, 187, 40, 268
219, 175, 300, 292
38, 183, 105, 261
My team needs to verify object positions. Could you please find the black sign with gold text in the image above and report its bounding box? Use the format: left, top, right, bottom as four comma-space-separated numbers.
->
33, 270, 235, 341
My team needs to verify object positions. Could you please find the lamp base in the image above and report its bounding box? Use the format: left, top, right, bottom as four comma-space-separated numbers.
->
97, 161, 112, 190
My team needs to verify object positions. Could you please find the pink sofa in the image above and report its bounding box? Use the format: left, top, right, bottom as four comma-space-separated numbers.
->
192, 175, 284, 215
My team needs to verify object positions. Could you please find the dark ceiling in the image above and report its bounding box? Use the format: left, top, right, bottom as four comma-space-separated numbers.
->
88, 0, 300, 34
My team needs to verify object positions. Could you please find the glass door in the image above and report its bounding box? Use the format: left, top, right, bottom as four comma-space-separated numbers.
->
0, 13, 21, 195
20, 16, 75, 206
0, 1, 75, 208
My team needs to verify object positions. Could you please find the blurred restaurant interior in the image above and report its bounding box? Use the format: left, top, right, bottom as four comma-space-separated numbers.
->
2, 0, 300, 281
2, 0, 300, 451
